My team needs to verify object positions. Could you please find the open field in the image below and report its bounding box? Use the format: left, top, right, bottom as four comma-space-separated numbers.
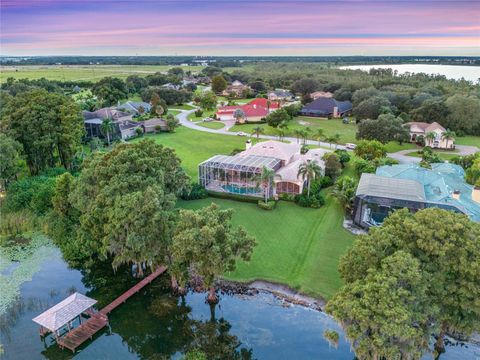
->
179, 194, 355, 299
136, 126, 246, 178
0, 65, 204, 83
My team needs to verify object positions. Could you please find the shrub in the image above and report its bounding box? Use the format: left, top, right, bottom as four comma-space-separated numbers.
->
324, 330, 340, 348
180, 183, 208, 200
5, 170, 64, 215
278, 193, 295, 201
318, 176, 333, 188
195, 109, 204, 117
257, 200, 276, 210
334, 149, 351, 167
294, 192, 325, 208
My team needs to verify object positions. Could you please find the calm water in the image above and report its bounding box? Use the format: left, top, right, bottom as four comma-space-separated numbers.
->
341, 64, 480, 82
1, 247, 479, 360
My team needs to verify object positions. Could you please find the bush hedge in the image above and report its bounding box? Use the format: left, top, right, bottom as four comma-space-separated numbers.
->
257, 200, 276, 210
207, 191, 259, 204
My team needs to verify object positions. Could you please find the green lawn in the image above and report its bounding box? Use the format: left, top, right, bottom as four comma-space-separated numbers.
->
0, 65, 204, 83
170, 104, 196, 110
196, 121, 225, 130
178, 195, 355, 299
229, 117, 358, 144
455, 136, 480, 147
384, 142, 418, 153
406, 150, 460, 161
187, 109, 215, 122
168, 110, 181, 116
134, 126, 355, 300
136, 126, 246, 178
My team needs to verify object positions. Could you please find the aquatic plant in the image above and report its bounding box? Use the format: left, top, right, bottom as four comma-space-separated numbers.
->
0, 235, 55, 315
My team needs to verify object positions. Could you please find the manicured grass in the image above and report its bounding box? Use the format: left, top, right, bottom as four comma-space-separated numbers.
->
187, 109, 215, 122
384, 142, 418, 153
178, 195, 355, 300
455, 136, 480, 147
229, 117, 358, 144
170, 104, 196, 110
136, 126, 246, 178
0, 65, 204, 82
168, 110, 181, 116
406, 150, 460, 161
196, 121, 225, 130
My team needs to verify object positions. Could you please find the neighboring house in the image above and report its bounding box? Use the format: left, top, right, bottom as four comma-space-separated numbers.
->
199, 140, 326, 198
353, 163, 480, 228
82, 107, 142, 141
404, 122, 454, 149
117, 119, 143, 140
142, 118, 167, 133
310, 91, 333, 100
300, 97, 352, 118
221, 80, 252, 97
161, 83, 181, 90
268, 89, 294, 102
117, 101, 152, 115
215, 98, 280, 122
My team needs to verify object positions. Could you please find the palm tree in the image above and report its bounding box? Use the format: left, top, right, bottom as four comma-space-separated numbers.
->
442, 129, 456, 149
233, 108, 245, 123
303, 127, 312, 144
333, 133, 341, 149
100, 118, 115, 146
425, 131, 436, 147
251, 126, 264, 141
325, 136, 335, 149
315, 128, 325, 147
297, 161, 323, 198
293, 129, 303, 144
255, 166, 276, 203
277, 128, 285, 141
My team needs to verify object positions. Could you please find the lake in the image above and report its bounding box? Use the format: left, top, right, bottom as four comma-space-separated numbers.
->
1, 244, 479, 359
340, 64, 480, 82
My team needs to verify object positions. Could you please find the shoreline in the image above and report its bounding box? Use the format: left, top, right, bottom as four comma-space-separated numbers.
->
215, 279, 326, 311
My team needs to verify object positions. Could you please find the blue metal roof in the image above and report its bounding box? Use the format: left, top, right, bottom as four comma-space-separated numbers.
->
376, 163, 480, 222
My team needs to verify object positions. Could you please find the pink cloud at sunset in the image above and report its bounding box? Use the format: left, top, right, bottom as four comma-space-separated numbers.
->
1, 0, 479, 55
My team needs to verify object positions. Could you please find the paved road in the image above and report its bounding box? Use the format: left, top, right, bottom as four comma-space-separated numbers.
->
173, 107, 347, 151
173, 107, 479, 164
388, 145, 479, 164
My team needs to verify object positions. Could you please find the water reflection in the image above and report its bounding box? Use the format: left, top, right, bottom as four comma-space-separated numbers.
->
1, 247, 478, 360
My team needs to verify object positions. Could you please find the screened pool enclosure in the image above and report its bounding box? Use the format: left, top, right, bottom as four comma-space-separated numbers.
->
199, 154, 282, 198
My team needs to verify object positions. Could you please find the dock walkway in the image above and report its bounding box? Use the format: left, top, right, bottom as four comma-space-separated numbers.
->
56, 266, 166, 352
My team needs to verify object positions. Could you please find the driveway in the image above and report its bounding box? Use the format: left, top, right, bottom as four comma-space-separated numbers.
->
388, 145, 479, 164
174, 107, 347, 150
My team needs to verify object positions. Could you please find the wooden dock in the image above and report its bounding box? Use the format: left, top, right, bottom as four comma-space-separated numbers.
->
57, 266, 167, 352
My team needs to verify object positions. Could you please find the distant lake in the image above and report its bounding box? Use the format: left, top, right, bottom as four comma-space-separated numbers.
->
340, 64, 480, 82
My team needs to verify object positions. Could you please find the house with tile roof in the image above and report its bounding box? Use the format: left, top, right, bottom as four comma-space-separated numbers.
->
404, 121, 454, 149
215, 98, 280, 123
353, 163, 480, 228
221, 80, 252, 98
300, 97, 352, 118
268, 89, 294, 102
199, 140, 326, 198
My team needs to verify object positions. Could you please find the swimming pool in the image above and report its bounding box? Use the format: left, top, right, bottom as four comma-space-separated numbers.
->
222, 183, 260, 195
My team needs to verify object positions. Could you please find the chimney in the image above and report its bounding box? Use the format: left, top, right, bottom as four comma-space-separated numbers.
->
452, 190, 460, 200
253, 104, 257, 109
473, 186, 480, 204
245, 139, 252, 150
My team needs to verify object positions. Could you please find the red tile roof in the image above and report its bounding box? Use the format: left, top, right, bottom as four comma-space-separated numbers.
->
215, 98, 280, 118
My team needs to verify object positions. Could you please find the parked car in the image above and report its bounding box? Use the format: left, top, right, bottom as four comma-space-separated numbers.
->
237, 132, 248, 136
345, 143, 357, 150
203, 117, 214, 122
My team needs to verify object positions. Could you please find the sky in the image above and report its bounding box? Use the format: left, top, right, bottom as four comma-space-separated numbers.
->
1, 0, 479, 56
